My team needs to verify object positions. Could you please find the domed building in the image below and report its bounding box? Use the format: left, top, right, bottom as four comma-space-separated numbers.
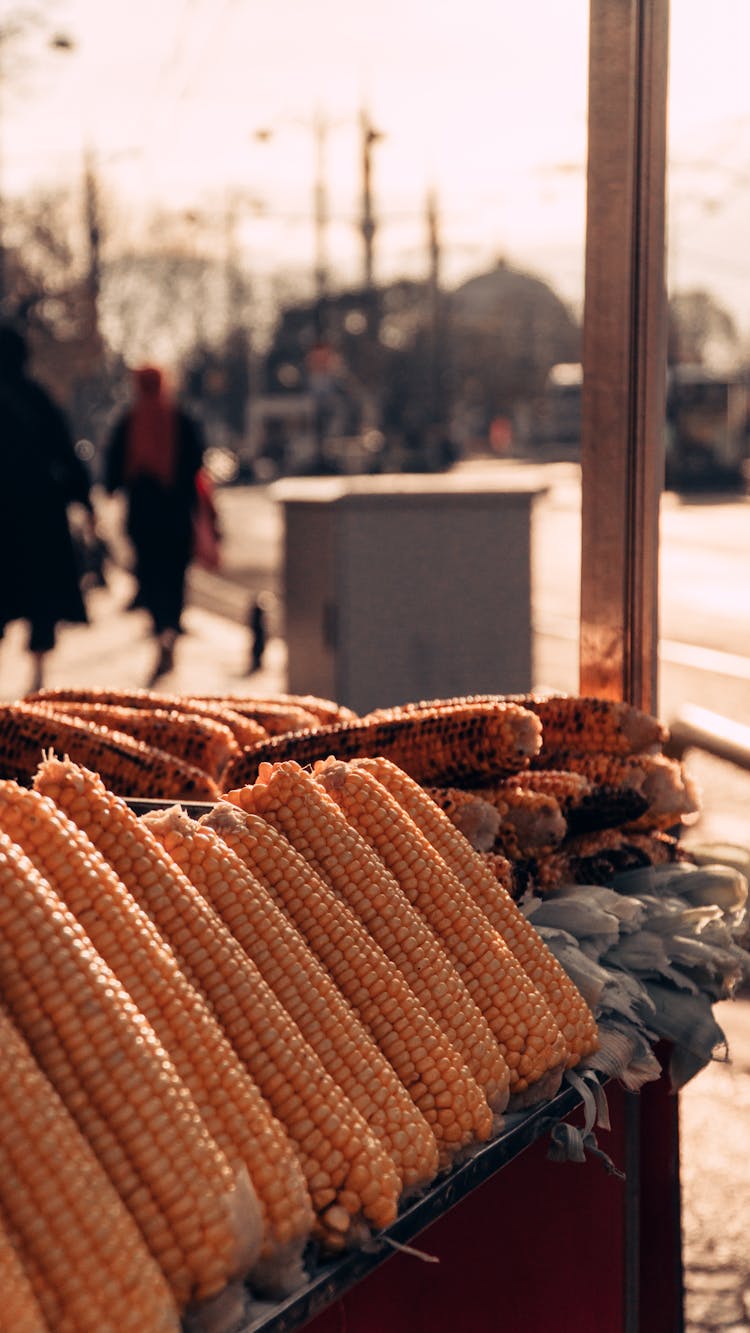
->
446, 258, 581, 453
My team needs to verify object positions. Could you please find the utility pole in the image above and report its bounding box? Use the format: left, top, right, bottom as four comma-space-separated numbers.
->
426, 187, 445, 424
82, 151, 102, 348
359, 108, 383, 339
312, 110, 329, 306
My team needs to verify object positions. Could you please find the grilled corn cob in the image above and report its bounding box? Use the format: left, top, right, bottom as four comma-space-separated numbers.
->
144, 804, 439, 1194
193, 694, 356, 726
227, 760, 509, 1110
526, 827, 687, 895
419, 786, 501, 852
529, 751, 699, 831
0, 1003, 181, 1331
0, 828, 253, 1309
378, 693, 668, 755
351, 758, 599, 1068
27, 688, 268, 748
32, 701, 239, 782
203, 801, 494, 1162
1, 704, 219, 800
316, 758, 567, 1099
33, 756, 400, 1253
223, 701, 542, 789
191, 698, 322, 734
428, 782, 567, 858
0, 780, 309, 1297
493, 769, 649, 835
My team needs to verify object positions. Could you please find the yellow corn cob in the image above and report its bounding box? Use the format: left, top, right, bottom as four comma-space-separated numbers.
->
316, 759, 568, 1100
1, 704, 219, 801
222, 701, 542, 790
429, 782, 567, 858
496, 769, 649, 835
34, 702, 239, 782
144, 804, 439, 1194
0, 1003, 181, 1332
0, 827, 252, 1309
27, 688, 268, 749
351, 758, 599, 1069
203, 801, 494, 1162
530, 751, 699, 831
0, 781, 309, 1297
228, 760, 510, 1111
33, 757, 400, 1253
0, 1210, 49, 1333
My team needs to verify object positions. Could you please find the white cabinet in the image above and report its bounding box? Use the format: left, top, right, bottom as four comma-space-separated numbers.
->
276, 475, 543, 715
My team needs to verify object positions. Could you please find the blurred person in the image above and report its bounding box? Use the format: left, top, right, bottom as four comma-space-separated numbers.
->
0, 322, 96, 692
103, 365, 204, 686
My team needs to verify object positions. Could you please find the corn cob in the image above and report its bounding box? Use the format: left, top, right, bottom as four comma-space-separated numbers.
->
0, 1209, 49, 1333
0, 781, 309, 1297
0, 827, 254, 1309
373, 693, 668, 756
420, 786, 501, 852
429, 782, 567, 858
0, 1003, 181, 1331
192, 694, 357, 726
529, 751, 699, 831
495, 769, 649, 835
192, 698, 323, 735
33, 701, 239, 782
351, 758, 599, 1068
0, 703, 219, 801
527, 827, 687, 896
227, 761, 509, 1111
145, 804, 439, 1194
33, 757, 400, 1253
223, 701, 542, 790
513, 693, 668, 755
316, 759, 568, 1099
27, 688, 268, 748
203, 801, 494, 1162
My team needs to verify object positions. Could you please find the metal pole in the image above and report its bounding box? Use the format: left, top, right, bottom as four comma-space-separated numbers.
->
581, 4, 674, 1332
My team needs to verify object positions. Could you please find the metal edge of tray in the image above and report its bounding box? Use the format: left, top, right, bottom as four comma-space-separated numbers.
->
239, 1080, 586, 1333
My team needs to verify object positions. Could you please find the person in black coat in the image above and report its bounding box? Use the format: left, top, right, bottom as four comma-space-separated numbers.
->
0, 323, 95, 692
103, 366, 204, 685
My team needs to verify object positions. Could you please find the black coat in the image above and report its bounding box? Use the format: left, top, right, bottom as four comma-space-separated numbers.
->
0, 371, 91, 633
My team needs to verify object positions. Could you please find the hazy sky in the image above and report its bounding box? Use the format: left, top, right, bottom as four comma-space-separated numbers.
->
2, 1, 750, 332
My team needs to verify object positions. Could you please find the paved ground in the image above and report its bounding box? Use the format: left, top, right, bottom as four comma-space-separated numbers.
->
1, 557, 748, 1331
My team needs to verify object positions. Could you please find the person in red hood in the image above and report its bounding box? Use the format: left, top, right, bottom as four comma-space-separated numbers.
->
104, 366, 204, 685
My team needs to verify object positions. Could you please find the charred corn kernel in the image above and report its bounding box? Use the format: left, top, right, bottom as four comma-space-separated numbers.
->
228, 761, 509, 1111
0, 1212, 49, 1333
204, 802, 493, 1163
33, 757, 399, 1252
0, 1003, 180, 1331
316, 759, 567, 1095
27, 688, 268, 749
222, 702, 542, 790
0, 781, 309, 1294
512, 693, 668, 755
530, 751, 699, 831
2, 704, 219, 801
500, 769, 649, 835
352, 758, 599, 1070
145, 804, 438, 1194
35, 702, 239, 782
0, 828, 247, 1310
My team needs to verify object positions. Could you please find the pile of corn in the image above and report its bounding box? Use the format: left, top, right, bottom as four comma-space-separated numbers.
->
0, 689, 702, 1329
